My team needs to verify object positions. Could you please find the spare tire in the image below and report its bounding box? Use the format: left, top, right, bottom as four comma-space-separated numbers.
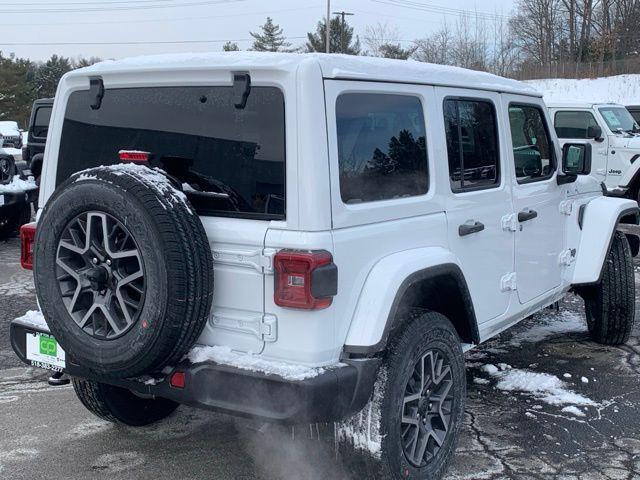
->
34, 165, 214, 378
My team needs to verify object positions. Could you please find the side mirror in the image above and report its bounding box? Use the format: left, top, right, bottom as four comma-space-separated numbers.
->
562, 143, 592, 175
587, 125, 603, 141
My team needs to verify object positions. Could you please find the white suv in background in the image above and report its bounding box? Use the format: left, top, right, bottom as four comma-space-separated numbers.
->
11, 53, 638, 480
548, 102, 640, 198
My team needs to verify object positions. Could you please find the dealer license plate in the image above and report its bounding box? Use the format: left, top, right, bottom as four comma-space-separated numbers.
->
25, 332, 66, 372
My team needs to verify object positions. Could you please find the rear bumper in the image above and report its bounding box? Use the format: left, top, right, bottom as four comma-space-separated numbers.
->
10, 318, 380, 424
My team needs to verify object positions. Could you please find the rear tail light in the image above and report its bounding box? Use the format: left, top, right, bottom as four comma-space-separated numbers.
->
20, 222, 36, 270
274, 250, 338, 310
118, 150, 150, 163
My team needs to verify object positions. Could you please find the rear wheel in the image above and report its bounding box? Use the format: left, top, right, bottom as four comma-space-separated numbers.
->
72, 378, 178, 426
582, 231, 635, 345
375, 311, 466, 480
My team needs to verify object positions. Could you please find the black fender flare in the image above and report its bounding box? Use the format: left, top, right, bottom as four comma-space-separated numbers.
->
343, 263, 479, 355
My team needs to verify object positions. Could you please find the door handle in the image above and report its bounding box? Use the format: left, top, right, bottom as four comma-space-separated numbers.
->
458, 221, 485, 237
518, 209, 538, 222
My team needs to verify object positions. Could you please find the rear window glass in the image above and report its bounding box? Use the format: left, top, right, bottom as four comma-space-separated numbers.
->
336, 93, 428, 204
57, 86, 286, 220
33, 106, 52, 138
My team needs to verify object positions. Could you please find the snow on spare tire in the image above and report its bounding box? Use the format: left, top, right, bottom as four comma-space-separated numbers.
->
34, 164, 213, 378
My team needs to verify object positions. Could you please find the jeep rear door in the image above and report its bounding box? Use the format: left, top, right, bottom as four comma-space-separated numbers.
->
436, 87, 515, 323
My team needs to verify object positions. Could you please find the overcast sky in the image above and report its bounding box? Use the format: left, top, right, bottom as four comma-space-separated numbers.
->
2, 0, 515, 62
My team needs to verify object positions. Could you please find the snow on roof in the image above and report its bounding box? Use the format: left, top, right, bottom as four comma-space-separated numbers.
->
0, 121, 20, 136
76, 51, 538, 97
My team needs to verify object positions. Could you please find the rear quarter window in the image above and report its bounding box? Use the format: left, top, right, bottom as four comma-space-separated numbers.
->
57, 86, 286, 220
335, 93, 428, 204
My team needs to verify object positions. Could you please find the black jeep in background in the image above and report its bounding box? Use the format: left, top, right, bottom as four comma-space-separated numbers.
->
22, 98, 53, 180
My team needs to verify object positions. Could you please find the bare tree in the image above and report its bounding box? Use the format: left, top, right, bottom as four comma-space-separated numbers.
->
413, 22, 453, 65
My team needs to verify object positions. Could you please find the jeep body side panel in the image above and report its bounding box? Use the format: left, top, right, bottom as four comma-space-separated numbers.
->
342, 246, 466, 351
572, 196, 639, 285
617, 156, 640, 190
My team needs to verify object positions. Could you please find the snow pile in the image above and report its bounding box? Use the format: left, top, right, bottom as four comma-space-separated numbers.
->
527, 74, 640, 105
483, 364, 597, 407
561, 405, 586, 417
14, 310, 49, 330
0, 175, 37, 194
507, 310, 585, 347
187, 345, 337, 381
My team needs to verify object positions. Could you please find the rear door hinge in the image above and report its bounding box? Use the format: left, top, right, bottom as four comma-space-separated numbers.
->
501, 213, 518, 232
261, 248, 277, 274
261, 314, 278, 342
559, 248, 576, 266
559, 200, 573, 215
500, 272, 517, 292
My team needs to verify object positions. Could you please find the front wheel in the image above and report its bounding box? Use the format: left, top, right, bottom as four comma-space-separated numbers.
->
72, 378, 178, 426
375, 311, 466, 480
582, 231, 635, 345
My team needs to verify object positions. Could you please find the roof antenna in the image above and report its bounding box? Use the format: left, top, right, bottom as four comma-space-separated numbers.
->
89, 77, 104, 110
233, 72, 251, 109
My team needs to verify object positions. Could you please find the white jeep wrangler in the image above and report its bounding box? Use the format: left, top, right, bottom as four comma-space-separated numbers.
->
549, 102, 640, 197
11, 52, 639, 480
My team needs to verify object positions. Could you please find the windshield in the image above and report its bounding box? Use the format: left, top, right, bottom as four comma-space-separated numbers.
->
598, 106, 639, 133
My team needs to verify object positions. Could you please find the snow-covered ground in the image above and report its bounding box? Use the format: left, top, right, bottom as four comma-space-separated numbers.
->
0, 175, 37, 194
527, 74, 640, 105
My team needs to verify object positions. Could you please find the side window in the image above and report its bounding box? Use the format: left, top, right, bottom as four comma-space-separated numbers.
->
508, 105, 555, 183
443, 98, 500, 192
336, 93, 428, 204
554, 111, 599, 139
32, 107, 52, 139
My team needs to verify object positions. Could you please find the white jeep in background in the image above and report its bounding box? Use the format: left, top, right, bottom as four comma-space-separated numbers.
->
548, 102, 640, 198
11, 53, 639, 480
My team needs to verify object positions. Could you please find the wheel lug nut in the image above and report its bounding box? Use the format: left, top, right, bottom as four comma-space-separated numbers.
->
106, 259, 112, 266
92, 257, 98, 264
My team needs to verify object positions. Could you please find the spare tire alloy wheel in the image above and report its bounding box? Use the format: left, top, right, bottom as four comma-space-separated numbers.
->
56, 211, 145, 340
35, 165, 214, 378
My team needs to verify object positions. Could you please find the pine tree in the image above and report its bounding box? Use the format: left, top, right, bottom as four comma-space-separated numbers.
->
306, 16, 361, 54
223, 41, 240, 51
378, 43, 416, 60
0, 53, 37, 127
35, 54, 72, 98
250, 17, 290, 52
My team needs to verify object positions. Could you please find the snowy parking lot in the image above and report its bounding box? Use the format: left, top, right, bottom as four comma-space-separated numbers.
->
1, 236, 640, 479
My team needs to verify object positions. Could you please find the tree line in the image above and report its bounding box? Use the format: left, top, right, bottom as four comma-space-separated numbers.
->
3, 1, 640, 126
0, 53, 100, 127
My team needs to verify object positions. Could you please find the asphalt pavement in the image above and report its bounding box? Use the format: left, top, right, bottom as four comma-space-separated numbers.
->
1, 236, 640, 480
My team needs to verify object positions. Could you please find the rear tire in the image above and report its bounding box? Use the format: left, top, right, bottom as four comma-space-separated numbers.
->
361, 311, 466, 480
583, 231, 635, 345
72, 378, 178, 426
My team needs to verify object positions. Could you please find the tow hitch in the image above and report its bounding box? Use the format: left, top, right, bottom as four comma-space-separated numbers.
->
48, 371, 70, 386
